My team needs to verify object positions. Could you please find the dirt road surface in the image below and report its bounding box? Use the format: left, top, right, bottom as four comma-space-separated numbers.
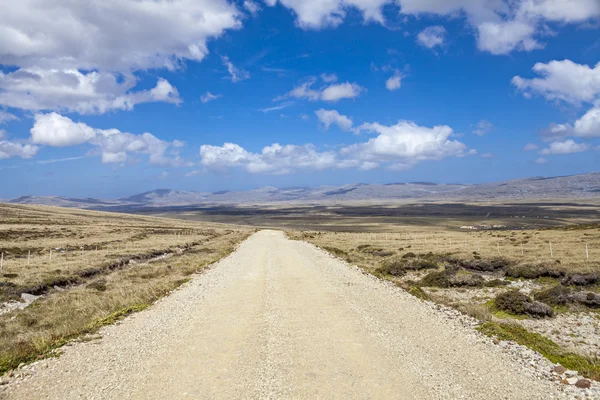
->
3, 230, 565, 399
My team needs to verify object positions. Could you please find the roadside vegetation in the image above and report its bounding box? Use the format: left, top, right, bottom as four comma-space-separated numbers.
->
0, 204, 250, 375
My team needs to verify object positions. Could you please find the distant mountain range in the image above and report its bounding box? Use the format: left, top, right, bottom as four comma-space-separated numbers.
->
4, 173, 600, 209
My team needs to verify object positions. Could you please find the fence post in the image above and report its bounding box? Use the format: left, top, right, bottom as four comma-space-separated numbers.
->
586, 243, 589, 261
549, 242, 553, 258
497, 242, 500, 256
0, 252, 3, 271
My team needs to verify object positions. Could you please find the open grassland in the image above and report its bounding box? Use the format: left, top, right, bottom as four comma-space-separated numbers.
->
145, 199, 600, 232
0, 204, 251, 374
287, 217, 600, 380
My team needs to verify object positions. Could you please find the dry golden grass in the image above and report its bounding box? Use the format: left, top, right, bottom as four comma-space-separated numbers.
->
0, 203, 251, 374
288, 223, 600, 275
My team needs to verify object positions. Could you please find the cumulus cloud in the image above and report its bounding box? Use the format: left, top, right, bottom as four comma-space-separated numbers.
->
0, 140, 38, 160
199, 119, 474, 174
277, 77, 364, 102
0, 0, 241, 72
539, 139, 589, 155
265, 0, 599, 55
264, 0, 390, 29
536, 157, 548, 164
315, 109, 353, 131
0, 69, 180, 114
573, 106, 600, 137
320, 82, 364, 101
222, 56, 250, 83
512, 60, 600, 104
473, 120, 493, 136
341, 121, 473, 167
476, 20, 542, 55
385, 71, 403, 91
30, 113, 187, 166
199, 142, 338, 174
539, 107, 600, 140
417, 26, 446, 49
201, 92, 222, 103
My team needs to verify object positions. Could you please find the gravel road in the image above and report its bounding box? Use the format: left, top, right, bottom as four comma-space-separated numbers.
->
2, 230, 567, 399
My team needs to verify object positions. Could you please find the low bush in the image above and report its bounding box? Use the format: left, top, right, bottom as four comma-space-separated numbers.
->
505, 263, 564, 280
459, 257, 511, 272
494, 290, 553, 318
535, 285, 571, 306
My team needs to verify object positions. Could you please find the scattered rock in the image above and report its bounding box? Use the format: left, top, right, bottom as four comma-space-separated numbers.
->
564, 370, 578, 378
566, 377, 579, 385
575, 379, 591, 389
553, 365, 566, 374
20, 293, 40, 303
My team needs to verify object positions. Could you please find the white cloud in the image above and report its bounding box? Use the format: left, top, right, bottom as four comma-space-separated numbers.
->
268, 0, 595, 55
573, 106, 600, 137
320, 82, 364, 101
539, 107, 600, 140
30, 113, 97, 147
201, 92, 222, 103
518, 0, 600, 23
524, 143, 539, 151
0, 140, 38, 160
385, 71, 403, 91
244, 0, 261, 15
260, 102, 294, 113
264, 0, 390, 29
199, 142, 338, 174
0, 0, 241, 72
315, 109, 353, 131
321, 73, 338, 83
481, 153, 494, 158
341, 120, 473, 167
399, 0, 599, 55
539, 139, 589, 155
535, 157, 548, 164
513, 60, 600, 104
476, 20, 542, 55
540, 123, 574, 141
0, 111, 18, 124
417, 26, 446, 49
36, 156, 85, 165
222, 56, 250, 83
278, 78, 364, 102
199, 119, 474, 174
0, 69, 180, 114
30, 112, 187, 166
473, 120, 493, 136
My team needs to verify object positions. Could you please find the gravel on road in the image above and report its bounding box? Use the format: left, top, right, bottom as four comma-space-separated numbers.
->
1, 230, 576, 399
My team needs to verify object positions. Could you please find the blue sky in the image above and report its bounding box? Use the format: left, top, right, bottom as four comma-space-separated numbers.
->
0, 0, 599, 198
